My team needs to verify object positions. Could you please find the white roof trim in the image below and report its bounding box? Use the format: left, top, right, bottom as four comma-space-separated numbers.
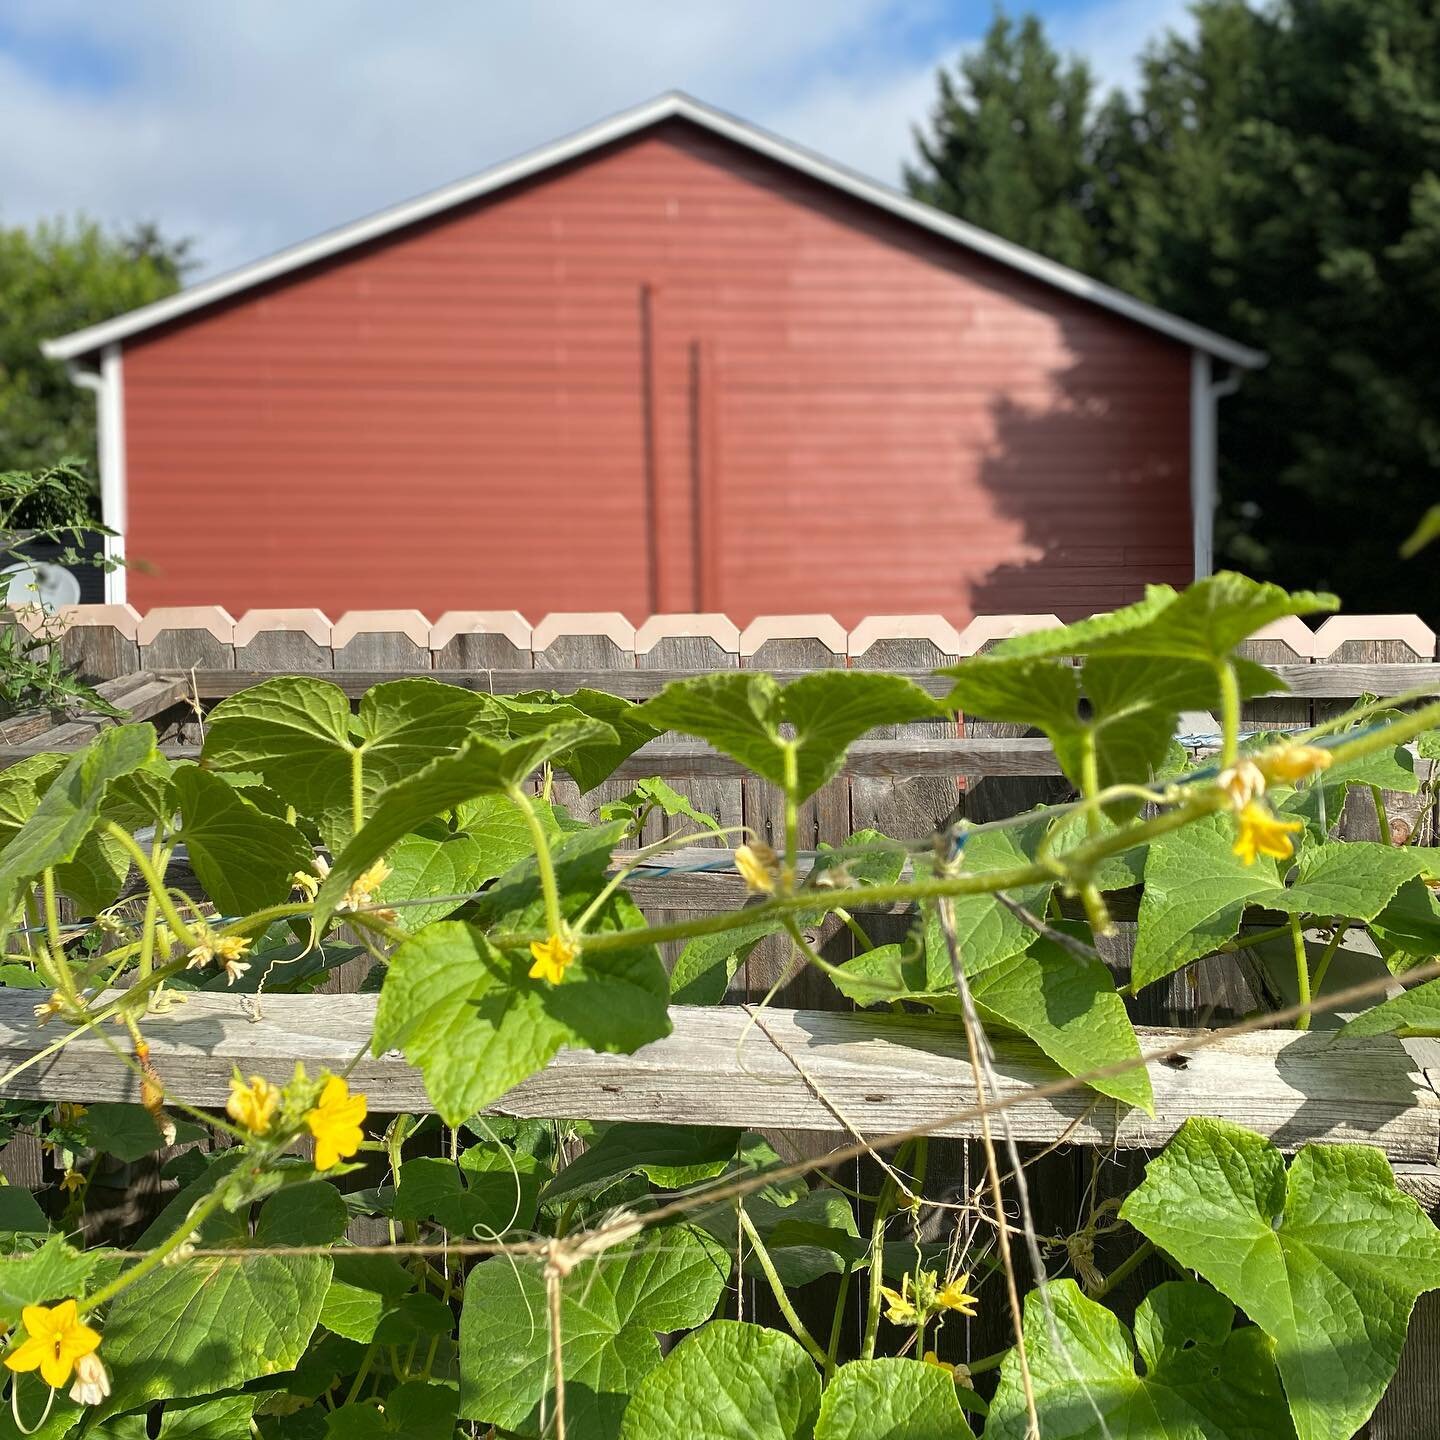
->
42, 92, 1266, 369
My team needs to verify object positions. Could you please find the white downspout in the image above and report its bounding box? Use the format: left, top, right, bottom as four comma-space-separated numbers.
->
1190, 349, 1243, 578
65, 343, 127, 603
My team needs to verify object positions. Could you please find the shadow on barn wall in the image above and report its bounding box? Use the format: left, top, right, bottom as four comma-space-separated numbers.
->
967, 318, 1193, 622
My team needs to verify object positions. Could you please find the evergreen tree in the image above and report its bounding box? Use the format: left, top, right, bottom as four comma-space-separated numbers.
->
905, 14, 1105, 272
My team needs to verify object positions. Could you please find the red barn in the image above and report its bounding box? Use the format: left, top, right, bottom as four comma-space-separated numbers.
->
44, 93, 1262, 625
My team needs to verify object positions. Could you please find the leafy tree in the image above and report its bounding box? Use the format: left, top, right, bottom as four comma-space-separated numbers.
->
905, 13, 1107, 273
0, 219, 190, 480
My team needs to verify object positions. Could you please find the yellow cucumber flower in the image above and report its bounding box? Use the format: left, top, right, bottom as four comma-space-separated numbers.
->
878, 1275, 919, 1325
186, 927, 251, 982
734, 842, 779, 895
1262, 743, 1334, 784
226, 1073, 281, 1136
529, 932, 579, 985
291, 858, 327, 900
4, 1300, 101, 1390
922, 1350, 958, 1377
934, 1273, 980, 1317
304, 1075, 368, 1170
337, 859, 391, 914
1232, 803, 1304, 866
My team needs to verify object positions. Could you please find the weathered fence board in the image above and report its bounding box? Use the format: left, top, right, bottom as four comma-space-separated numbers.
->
1, 994, 1434, 1161
154, 660, 1440, 701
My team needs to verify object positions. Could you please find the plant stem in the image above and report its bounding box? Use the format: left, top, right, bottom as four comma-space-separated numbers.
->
738, 1209, 828, 1368
861, 1143, 910, 1360
1308, 921, 1351, 1001
833, 907, 874, 952
79, 1179, 234, 1315
782, 743, 800, 891
964, 1346, 1008, 1377
104, 823, 197, 950
1079, 735, 1102, 837
507, 784, 563, 940
784, 917, 853, 981
1218, 659, 1241, 768
1090, 1239, 1155, 1301
825, 1262, 853, 1381
1291, 914, 1313, 1031
344, 1344, 377, 1407
350, 748, 365, 837
1370, 784, 1392, 844
504, 791, 1225, 958
1215, 922, 1294, 954
40, 870, 80, 1005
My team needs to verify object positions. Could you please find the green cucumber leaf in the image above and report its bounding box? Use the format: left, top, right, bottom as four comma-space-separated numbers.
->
256, 1182, 350, 1246
0, 723, 156, 921
1343, 976, 1440, 1036
373, 914, 668, 1125
942, 651, 1272, 812
986, 1279, 1292, 1439
174, 765, 314, 914
990, 573, 1336, 663
835, 915, 1150, 1111
639, 671, 941, 801
1134, 817, 1427, 990
460, 1224, 730, 1437
1366, 875, 1440, 972
0, 1236, 97, 1326
618, 1320, 820, 1440
504, 688, 659, 793
202, 676, 505, 845
545, 1124, 742, 1203
670, 916, 785, 1006
600, 777, 726, 837
97, 1254, 332, 1419
816, 1358, 978, 1440
373, 831, 482, 932
313, 719, 613, 934
1120, 1118, 1440, 1440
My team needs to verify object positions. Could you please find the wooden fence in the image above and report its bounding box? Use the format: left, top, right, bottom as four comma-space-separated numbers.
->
3, 604, 1440, 1433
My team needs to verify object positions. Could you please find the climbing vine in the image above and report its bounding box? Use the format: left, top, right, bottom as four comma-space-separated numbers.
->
0, 575, 1437, 1438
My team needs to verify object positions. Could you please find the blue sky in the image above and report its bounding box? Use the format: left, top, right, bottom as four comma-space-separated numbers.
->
0, 0, 1191, 279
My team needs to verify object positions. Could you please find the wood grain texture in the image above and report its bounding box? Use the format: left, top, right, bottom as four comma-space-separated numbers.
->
11, 674, 189, 753
332, 632, 430, 671
58, 625, 138, 685
232, 631, 333, 672
432, 633, 532, 670
0, 994, 1433, 1160
167, 660, 1440, 702
139, 630, 235, 672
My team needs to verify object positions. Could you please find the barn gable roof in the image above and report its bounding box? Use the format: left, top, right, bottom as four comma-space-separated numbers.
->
43, 92, 1265, 368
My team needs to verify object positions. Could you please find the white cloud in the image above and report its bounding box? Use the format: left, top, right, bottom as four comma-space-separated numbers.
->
0, 0, 1186, 279
1049, 0, 1197, 94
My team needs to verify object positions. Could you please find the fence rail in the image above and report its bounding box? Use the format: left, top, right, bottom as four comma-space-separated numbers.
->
2, 993, 1435, 1163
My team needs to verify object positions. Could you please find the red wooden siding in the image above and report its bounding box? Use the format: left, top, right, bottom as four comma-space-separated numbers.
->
121, 120, 1193, 624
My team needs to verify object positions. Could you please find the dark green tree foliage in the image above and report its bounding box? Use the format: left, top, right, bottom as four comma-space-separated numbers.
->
905, 14, 1104, 273
910, 2, 1440, 619
0, 219, 189, 476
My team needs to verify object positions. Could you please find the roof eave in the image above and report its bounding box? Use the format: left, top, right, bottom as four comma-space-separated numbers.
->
41, 91, 1266, 370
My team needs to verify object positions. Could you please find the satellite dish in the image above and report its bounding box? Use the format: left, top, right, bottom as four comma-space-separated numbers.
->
2, 561, 82, 612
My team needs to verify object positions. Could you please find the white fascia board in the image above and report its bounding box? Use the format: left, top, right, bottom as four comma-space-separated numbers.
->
42, 92, 1266, 370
